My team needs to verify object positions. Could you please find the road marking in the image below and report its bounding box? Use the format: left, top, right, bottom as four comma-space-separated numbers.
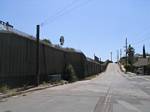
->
93, 82, 112, 112
103, 95, 112, 112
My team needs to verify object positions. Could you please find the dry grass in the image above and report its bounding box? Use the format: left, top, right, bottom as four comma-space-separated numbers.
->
0, 85, 10, 93
84, 75, 98, 80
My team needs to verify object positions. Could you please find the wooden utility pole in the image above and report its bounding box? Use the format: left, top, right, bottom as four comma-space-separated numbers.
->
110, 52, 112, 62
117, 50, 119, 62
120, 49, 122, 59
36, 25, 40, 86
100, 58, 101, 72
125, 38, 128, 65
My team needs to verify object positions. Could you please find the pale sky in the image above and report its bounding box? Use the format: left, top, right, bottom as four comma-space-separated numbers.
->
1, 0, 150, 61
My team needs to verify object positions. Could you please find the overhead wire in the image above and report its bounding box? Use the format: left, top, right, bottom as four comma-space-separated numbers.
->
130, 33, 150, 48
130, 24, 150, 46
40, 0, 93, 27
132, 24, 150, 40
132, 36, 150, 48
40, 0, 79, 27
125, 26, 150, 49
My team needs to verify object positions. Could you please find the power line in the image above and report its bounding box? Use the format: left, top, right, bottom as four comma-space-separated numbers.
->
40, 0, 79, 26
40, 0, 93, 27
132, 36, 150, 46
133, 25, 150, 40
130, 25, 150, 46
127, 24, 150, 46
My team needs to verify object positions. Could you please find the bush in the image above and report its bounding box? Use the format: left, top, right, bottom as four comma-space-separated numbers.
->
63, 64, 78, 82
65, 47, 76, 51
124, 64, 134, 72
0, 85, 9, 93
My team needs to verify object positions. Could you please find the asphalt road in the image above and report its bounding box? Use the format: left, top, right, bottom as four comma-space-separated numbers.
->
0, 63, 150, 112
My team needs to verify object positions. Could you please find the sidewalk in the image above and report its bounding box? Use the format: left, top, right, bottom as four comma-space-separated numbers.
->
119, 64, 150, 81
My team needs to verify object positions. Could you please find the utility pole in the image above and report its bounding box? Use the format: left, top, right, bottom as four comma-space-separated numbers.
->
117, 50, 119, 62
99, 57, 101, 72
120, 49, 122, 59
125, 38, 128, 65
110, 52, 112, 62
36, 25, 40, 86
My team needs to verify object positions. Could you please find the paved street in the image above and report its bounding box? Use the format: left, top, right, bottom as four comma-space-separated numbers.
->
0, 63, 150, 112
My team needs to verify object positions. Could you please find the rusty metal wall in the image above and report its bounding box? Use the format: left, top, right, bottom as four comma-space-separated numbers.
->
0, 32, 103, 86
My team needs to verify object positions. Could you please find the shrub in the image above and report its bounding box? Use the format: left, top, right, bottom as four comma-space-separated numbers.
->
0, 85, 9, 93
63, 64, 78, 82
124, 64, 134, 72
65, 47, 76, 51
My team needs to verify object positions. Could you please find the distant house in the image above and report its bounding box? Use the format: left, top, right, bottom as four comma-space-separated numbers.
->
133, 58, 149, 67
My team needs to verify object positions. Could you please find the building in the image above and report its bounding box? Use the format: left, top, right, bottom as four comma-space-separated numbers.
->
133, 58, 150, 75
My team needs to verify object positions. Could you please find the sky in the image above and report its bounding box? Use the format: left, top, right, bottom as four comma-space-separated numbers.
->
1, 0, 150, 61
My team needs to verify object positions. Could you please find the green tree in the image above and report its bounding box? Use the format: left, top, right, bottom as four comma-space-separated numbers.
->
63, 64, 78, 82
42, 39, 52, 45
127, 44, 135, 65
143, 45, 146, 74
143, 45, 146, 58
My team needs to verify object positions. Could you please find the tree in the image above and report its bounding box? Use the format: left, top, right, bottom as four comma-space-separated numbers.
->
127, 44, 135, 65
42, 39, 52, 45
143, 45, 146, 75
143, 45, 146, 58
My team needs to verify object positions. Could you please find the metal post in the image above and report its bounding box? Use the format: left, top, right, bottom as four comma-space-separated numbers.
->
36, 25, 40, 86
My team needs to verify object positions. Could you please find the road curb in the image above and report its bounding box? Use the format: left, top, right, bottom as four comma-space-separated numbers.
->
127, 72, 136, 76
0, 83, 62, 100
